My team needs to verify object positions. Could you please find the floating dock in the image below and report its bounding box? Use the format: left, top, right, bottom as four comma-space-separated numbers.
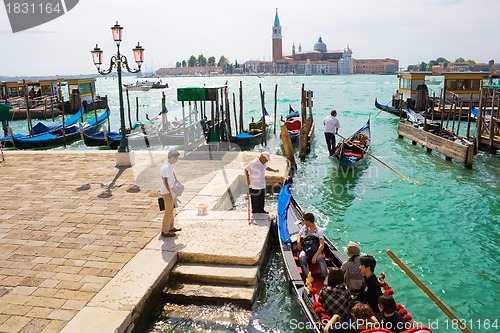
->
397, 121, 475, 168
0, 149, 288, 333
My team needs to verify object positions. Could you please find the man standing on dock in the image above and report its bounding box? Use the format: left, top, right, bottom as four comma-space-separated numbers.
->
244, 152, 279, 214
323, 110, 340, 156
160, 150, 182, 237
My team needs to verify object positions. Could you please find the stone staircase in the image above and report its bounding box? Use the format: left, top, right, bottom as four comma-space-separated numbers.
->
164, 262, 260, 309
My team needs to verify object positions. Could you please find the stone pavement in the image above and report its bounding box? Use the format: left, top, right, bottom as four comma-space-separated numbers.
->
0, 149, 287, 333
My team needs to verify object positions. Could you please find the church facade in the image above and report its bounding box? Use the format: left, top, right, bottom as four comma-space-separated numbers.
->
245, 9, 353, 75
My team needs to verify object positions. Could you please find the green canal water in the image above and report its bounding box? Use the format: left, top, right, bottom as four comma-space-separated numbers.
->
7, 75, 499, 332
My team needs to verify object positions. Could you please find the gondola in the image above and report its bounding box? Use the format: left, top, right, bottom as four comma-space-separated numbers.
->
332, 119, 371, 168
82, 120, 149, 150
375, 98, 407, 118
277, 185, 433, 333
277, 185, 345, 333
10, 109, 109, 149
0, 107, 84, 148
281, 105, 301, 143
228, 119, 266, 149
82, 129, 121, 150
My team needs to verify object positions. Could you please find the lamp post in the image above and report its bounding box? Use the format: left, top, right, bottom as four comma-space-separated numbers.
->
91, 21, 145, 156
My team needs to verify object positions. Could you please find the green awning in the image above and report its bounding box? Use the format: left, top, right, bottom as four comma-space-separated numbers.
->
0, 103, 12, 122
177, 87, 220, 102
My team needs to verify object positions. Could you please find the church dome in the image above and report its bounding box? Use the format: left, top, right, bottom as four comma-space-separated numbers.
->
313, 37, 327, 53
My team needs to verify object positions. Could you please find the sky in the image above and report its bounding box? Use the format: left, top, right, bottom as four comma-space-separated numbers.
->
1, 0, 499, 77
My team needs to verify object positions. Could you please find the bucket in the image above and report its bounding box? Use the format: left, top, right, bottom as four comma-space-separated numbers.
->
196, 203, 208, 215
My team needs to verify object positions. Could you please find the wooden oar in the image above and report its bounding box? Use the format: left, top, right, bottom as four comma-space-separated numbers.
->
386, 249, 472, 333
336, 133, 418, 184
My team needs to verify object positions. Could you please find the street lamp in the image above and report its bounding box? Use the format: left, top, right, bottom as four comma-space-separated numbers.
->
91, 21, 145, 155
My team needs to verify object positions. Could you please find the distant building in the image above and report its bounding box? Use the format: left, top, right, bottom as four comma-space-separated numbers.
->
353, 58, 399, 74
246, 9, 354, 75
156, 66, 222, 76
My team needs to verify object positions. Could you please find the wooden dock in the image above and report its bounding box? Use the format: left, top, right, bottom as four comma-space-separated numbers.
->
397, 121, 475, 168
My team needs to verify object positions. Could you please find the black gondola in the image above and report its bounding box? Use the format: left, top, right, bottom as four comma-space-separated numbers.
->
277, 185, 432, 333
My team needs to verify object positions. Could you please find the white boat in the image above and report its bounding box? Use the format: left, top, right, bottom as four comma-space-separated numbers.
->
124, 81, 152, 91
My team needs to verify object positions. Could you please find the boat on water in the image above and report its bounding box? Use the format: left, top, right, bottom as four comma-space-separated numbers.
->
228, 119, 267, 148
151, 80, 168, 89
1, 78, 107, 118
277, 185, 433, 333
82, 128, 122, 150
332, 119, 371, 168
0, 107, 85, 148
281, 105, 301, 143
123, 81, 152, 92
10, 109, 109, 149
375, 98, 407, 118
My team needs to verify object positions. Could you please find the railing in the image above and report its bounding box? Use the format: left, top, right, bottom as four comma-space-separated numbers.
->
6, 95, 59, 109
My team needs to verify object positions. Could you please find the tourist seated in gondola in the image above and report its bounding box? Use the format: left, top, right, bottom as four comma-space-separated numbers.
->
319, 267, 352, 319
340, 241, 364, 295
357, 255, 383, 314
296, 212, 328, 281
377, 295, 411, 333
323, 303, 378, 333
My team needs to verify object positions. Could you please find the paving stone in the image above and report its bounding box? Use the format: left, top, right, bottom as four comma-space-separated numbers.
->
0, 151, 286, 333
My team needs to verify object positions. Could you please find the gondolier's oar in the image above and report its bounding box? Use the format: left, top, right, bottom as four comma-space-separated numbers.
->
336, 133, 418, 184
386, 249, 472, 333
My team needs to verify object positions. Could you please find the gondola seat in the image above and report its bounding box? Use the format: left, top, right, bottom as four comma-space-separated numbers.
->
285, 119, 301, 131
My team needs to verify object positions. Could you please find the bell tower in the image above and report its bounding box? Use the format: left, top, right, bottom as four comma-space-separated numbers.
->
272, 8, 282, 62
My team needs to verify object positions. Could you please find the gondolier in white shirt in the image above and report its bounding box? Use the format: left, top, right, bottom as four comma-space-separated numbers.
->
323, 110, 340, 156
244, 152, 279, 214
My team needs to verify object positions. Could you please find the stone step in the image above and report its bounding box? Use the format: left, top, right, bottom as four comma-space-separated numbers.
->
164, 283, 256, 309
170, 263, 258, 286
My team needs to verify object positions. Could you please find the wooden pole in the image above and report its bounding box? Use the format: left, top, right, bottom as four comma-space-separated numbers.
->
90, 83, 98, 124
298, 85, 308, 160
466, 93, 473, 140
273, 83, 278, 135
475, 88, 484, 151
232, 92, 238, 135
386, 249, 472, 333
105, 95, 111, 132
50, 93, 55, 122
61, 96, 66, 147
431, 91, 435, 122
162, 92, 167, 132
259, 83, 266, 145
126, 88, 132, 129
136, 97, 139, 123
239, 81, 244, 133
225, 86, 231, 138
450, 95, 457, 132
301, 84, 306, 125
446, 95, 455, 128
280, 124, 297, 172
456, 97, 463, 136
489, 89, 496, 153
337, 133, 416, 183
439, 89, 445, 135
23, 80, 33, 135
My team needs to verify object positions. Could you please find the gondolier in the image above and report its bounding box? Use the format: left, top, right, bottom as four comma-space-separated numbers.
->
244, 152, 279, 214
323, 110, 340, 156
